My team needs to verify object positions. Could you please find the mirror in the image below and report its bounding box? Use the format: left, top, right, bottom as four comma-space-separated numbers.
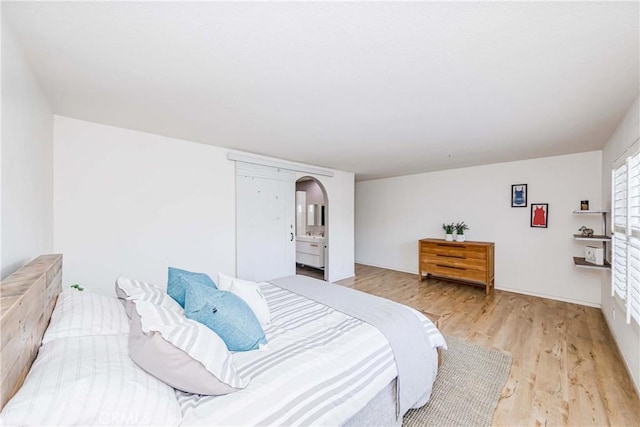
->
307, 204, 324, 227
307, 204, 316, 226
295, 191, 306, 235
295, 189, 325, 235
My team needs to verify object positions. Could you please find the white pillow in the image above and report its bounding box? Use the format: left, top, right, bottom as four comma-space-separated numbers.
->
42, 290, 130, 344
217, 273, 271, 327
115, 276, 183, 317
129, 300, 248, 395
217, 272, 235, 291
0, 335, 182, 426
230, 278, 271, 327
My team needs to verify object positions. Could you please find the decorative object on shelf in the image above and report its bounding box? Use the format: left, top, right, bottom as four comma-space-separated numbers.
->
530, 203, 548, 228
511, 184, 527, 207
455, 222, 469, 242
580, 200, 589, 210
572, 209, 610, 270
584, 246, 604, 265
442, 223, 455, 241
578, 226, 594, 237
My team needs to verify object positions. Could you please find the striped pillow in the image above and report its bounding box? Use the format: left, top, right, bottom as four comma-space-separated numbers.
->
129, 300, 248, 395
42, 290, 130, 344
115, 276, 183, 317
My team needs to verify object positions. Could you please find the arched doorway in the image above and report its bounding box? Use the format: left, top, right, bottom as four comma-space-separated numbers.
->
295, 176, 328, 281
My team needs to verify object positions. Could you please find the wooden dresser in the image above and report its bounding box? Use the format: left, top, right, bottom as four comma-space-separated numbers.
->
418, 238, 495, 295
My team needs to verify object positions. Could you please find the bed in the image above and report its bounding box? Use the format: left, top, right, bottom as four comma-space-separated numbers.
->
0, 255, 446, 426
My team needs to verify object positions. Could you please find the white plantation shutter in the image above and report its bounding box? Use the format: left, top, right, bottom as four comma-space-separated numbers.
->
629, 154, 640, 231
613, 164, 627, 230
611, 152, 640, 326
628, 237, 640, 324
612, 232, 627, 300
628, 154, 640, 325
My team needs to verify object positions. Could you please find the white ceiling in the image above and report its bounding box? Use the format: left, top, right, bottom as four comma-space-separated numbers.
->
4, 1, 639, 181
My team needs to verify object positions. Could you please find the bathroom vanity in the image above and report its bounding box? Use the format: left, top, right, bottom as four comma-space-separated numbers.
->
296, 236, 325, 269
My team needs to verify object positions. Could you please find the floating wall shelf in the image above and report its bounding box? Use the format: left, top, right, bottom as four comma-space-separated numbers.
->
572, 210, 610, 270
573, 256, 611, 270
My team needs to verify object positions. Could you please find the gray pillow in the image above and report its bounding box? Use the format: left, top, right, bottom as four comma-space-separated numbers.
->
128, 300, 248, 395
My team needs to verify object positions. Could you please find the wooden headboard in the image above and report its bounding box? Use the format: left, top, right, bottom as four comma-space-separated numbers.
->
0, 254, 62, 410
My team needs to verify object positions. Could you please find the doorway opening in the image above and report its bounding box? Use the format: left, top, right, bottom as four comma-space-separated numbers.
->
295, 177, 328, 281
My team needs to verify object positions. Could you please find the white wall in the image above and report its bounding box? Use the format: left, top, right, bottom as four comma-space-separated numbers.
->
356, 151, 603, 306
600, 96, 640, 392
54, 116, 355, 295
1, 20, 53, 278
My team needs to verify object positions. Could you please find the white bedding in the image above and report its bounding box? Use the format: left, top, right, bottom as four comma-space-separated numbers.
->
0, 335, 182, 426
176, 282, 445, 426
1, 279, 445, 426
42, 290, 130, 344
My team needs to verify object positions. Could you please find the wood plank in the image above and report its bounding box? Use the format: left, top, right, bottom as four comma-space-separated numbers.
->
338, 264, 640, 426
0, 254, 62, 410
420, 237, 496, 246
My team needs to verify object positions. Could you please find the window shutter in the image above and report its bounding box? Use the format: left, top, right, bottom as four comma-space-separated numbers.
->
611, 154, 640, 326
613, 164, 628, 230
612, 232, 627, 301
628, 237, 640, 324
629, 154, 640, 231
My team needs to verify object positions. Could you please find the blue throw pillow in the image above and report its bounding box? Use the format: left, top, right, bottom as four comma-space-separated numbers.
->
184, 282, 267, 352
167, 267, 217, 308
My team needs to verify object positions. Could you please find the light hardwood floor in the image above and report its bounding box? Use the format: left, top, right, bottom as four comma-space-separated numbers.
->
337, 264, 640, 426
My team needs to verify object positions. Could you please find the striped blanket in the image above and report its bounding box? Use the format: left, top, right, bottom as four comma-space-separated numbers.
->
177, 279, 445, 426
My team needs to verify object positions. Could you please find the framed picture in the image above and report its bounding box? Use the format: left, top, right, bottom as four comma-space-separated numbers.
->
530, 203, 549, 228
511, 184, 527, 207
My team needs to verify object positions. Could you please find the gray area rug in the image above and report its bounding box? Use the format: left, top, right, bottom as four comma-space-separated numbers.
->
403, 336, 512, 427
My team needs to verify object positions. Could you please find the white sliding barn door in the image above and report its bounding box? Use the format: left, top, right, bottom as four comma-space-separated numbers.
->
236, 162, 295, 281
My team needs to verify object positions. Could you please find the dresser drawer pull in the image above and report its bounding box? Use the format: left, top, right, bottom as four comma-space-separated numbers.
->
436, 264, 466, 270
436, 253, 466, 259
310, 244, 319, 247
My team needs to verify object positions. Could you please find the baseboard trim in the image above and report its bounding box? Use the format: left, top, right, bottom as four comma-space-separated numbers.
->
601, 308, 640, 398
495, 286, 601, 308
329, 273, 355, 283
355, 261, 415, 275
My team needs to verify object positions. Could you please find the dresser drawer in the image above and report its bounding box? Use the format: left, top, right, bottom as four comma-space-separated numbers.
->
421, 253, 487, 271
423, 262, 486, 283
421, 242, 487, 260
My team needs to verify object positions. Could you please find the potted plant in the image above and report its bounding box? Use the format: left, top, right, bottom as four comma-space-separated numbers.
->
442, 223, 455, 241
455, 222, 469, 242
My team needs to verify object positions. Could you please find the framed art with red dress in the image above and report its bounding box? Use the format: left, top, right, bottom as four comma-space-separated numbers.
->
530, 203, 548, 228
